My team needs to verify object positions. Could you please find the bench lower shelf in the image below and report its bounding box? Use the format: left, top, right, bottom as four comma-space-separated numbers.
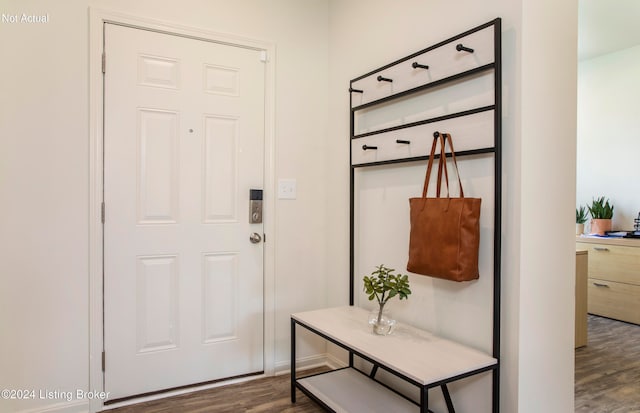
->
297, 368, 419, 413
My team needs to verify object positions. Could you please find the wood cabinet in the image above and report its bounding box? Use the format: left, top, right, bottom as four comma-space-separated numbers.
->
575, 250, 588, 348
576, 237, 640, 325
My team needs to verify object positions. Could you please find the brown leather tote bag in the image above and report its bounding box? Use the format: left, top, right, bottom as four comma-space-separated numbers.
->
407, 133, 481, 282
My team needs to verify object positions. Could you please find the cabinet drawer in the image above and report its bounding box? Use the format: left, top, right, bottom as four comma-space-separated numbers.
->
350, 25, 495, 108
588, 278, 640, 325
576, 242, 640, 285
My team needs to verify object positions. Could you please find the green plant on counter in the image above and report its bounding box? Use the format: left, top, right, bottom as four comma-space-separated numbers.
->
576, 205, 589, 224
587, 197, 614, 219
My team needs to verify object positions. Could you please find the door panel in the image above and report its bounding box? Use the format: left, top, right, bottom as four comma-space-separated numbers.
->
202, 253, 238, 342
203, 115, 238, 222
136, 255, 179, 352
137, 108, 179, 223
104, 23, 265, 399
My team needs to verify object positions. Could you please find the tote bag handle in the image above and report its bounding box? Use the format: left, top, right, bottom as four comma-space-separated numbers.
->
421, 133, 464, 198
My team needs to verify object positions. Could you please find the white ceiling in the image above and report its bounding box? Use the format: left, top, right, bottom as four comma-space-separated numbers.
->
578, 0, 640, 60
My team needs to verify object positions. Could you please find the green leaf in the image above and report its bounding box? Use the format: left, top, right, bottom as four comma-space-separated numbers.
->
588, 196, 614, 219
361, 264, 411, 305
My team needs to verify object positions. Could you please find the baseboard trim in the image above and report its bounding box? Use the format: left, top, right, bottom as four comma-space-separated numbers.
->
16, 400, 89, 413
274, 352, 348, 376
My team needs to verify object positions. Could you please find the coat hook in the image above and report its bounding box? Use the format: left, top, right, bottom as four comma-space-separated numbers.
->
456, 43, 474, 53
377, 75, 393, 83
349, 87, 363, 93
412, 62, 429, 70
396, 139, 411, 144
362, 144, 378, 150
433, 131, 441, 138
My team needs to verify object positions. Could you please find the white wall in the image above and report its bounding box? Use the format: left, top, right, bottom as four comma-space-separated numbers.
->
0, 1, 329, 412
519, 0, 577, 411
327, 0, 577, 412
577, 44, 640, 230
1, 0, 579, 412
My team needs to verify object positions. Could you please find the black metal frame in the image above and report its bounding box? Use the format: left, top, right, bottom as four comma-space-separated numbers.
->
291, 17, 502, 413
291, 318, 496, 413
349, 18, 502, 413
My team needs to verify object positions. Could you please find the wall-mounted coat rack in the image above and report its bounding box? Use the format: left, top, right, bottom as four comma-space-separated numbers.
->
348, 17, 502, 412
290, 17, 502, 413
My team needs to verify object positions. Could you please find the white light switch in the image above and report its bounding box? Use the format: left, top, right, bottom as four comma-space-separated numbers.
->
278, 179, 297, 200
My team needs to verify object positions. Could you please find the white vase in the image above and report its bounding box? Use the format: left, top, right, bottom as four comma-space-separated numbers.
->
576, 223, 584, 236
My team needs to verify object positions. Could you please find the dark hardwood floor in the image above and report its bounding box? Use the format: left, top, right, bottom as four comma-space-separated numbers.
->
103, 315, 640, 412
102, 368, 327, 413
575, 315, 640, 412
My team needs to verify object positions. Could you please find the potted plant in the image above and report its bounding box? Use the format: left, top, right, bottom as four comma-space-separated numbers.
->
587, 196, 614, 235
363, 264, 411, 335
576, 205, 588, 235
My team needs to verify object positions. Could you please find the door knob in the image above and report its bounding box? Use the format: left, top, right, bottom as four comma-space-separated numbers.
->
249, 233, 262, 244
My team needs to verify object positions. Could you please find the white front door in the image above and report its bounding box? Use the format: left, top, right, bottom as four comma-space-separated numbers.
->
103, 23, 265, 400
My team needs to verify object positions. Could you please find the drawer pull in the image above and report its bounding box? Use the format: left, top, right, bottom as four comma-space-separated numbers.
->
411, 62, 430, 70
593, 247, 610, 252
349, 87, 363, 94
396, 139, 411, 144
456, 43, 475, 53
377, 75, 393, 83
593, 282, 610, 288
362, 144, 378, 150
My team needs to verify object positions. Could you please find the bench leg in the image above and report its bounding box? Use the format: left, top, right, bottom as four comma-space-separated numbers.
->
441, 384, 455, 413
420, 387, 428, 413
290, 319, 296, 403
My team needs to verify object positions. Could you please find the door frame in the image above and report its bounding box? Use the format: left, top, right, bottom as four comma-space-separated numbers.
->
89, 8, 276, 412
